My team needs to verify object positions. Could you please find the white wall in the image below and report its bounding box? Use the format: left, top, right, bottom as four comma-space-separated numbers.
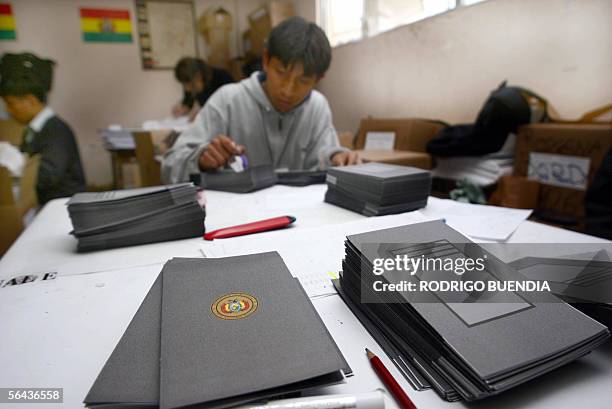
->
319, 0, 612, 133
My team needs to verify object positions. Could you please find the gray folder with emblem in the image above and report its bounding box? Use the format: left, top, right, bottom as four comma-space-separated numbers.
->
84, 253, 348, 409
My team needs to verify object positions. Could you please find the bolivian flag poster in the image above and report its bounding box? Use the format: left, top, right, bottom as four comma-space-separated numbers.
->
80, 8, 132, 43
0, 3, 16, 40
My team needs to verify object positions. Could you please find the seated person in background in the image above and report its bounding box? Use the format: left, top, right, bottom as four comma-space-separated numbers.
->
0, 52, 85, 205
162, 17, 360, 184
172, 57, 234, 119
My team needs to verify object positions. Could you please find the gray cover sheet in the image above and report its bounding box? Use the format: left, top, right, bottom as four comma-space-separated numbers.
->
159, 253, 347, 409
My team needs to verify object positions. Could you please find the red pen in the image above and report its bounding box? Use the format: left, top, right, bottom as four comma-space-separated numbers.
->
204, 216, 296, 241
366, 348, 417, 409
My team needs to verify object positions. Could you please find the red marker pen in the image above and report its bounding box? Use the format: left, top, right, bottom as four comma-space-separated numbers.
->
204, 216, 296, 241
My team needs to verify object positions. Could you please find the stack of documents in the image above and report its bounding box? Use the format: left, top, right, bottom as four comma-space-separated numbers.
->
67, 184, 205, 252
334, 220, 609, 401
84, 253, 350, 409
199, 165, 278, 193
324, 163, 431, 216
99, 128, 136, 150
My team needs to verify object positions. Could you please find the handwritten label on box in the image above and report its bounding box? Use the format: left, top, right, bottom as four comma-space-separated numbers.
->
528, 152, 590, 190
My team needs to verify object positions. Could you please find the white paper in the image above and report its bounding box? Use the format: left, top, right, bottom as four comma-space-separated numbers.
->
0, 141, 25, 177
201, 211, 431, 298
0, 264, 161, 409
364, 132, 395, 151
528, 152, 590, 190
420, 197, 531, 241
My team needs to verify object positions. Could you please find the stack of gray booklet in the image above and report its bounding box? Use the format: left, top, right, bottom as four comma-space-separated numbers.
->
198, 165, 278, 193
67, 183, 205, 252
84, 253, 350, 409
334, 220, 609, 401
324, 163, 431, 216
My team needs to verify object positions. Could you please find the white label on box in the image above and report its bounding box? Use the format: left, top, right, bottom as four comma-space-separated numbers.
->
528, 152, 590, 190
326, 174, 337, 185
364, 132, 395, 151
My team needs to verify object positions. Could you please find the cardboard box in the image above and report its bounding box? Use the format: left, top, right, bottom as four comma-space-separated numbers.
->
354, 118, 446, 152
248, 1, 294, 56
514, 123, 612, 220
354, 149, 432, 169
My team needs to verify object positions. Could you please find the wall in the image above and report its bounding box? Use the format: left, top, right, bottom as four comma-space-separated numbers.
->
319, 0, 612, 133
1, 0, 304, 186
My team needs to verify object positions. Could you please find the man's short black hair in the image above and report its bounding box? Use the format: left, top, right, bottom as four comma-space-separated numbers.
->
174, 57, 211, 84
266, 17, 332, 78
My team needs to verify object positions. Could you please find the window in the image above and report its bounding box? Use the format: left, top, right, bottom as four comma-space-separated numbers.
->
319, 0, 487, 47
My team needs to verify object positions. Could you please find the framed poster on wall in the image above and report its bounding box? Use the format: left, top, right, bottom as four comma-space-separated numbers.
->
135, 0, 198, 69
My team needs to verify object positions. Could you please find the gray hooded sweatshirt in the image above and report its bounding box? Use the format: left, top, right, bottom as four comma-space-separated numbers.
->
161, 71, 347, 183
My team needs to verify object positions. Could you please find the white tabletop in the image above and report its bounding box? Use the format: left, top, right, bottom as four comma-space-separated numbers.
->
0, 185, 610, 409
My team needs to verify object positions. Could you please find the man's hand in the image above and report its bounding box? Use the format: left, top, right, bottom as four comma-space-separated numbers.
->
198, 135, 246, 171
331, 151, 361, 166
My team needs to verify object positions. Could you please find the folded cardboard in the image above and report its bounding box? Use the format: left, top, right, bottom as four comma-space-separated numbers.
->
354, 149, 432, 169
354, 118, 446, 152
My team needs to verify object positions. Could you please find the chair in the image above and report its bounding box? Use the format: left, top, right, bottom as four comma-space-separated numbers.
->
134, 131, 162, 187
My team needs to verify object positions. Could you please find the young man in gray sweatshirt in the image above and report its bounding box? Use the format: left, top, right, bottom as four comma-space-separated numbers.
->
162, 17, 360, 184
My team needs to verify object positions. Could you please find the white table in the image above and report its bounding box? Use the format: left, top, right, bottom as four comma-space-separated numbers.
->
0, 185, 610, 409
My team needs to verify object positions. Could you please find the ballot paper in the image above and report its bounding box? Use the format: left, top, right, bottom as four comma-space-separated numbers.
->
420, 197, 532, 241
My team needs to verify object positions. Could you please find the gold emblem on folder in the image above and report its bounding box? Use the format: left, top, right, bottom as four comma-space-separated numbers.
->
212, 293, 258, 320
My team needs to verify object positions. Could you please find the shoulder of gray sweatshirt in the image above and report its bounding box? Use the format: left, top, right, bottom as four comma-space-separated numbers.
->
161, 71, 347, 184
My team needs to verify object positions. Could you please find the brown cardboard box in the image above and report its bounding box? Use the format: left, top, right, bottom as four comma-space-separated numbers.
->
354, 118, 446, 152
354, 149, 432, 169
248, 1, 294, 56
489, 175, 540, 209
514, 123, 612, 221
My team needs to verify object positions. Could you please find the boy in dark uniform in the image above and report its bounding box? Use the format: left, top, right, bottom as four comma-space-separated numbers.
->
0, 52, 85, 205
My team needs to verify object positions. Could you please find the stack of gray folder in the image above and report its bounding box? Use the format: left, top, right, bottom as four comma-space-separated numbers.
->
334, 220, 609, 401
84, 253, 350, 409
67, 183, 205, 252
199, 165, 278, 193
324, 163, 431, 216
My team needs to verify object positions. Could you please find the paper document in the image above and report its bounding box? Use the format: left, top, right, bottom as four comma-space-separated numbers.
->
420, 197, 531, 241
201, 211, 431, 297
364, 132, 395, 150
